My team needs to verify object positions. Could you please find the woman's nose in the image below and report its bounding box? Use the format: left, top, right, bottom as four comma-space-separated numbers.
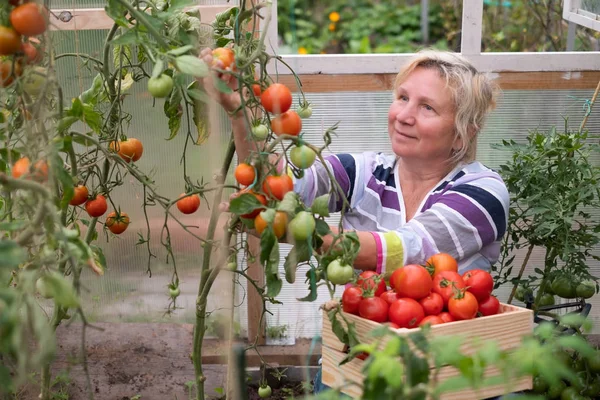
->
395, 104, 416, 125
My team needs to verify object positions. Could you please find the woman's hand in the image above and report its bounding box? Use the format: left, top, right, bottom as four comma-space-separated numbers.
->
198, 47, 243, 115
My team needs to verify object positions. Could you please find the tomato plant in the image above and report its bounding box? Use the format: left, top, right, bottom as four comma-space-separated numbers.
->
391, 264, 432, 300
462, 269, 494, 302
342, 286, 363, 314
271, 110, 302, 136
176, 193, 201, 214
260, 83, 292, 115
147, 74, 174, 98
327, 259, 353, 285
388, 298, 425, 328
69, 185, 89, 206
85, 195, 108, 218
105, 211, 130, 235
358, 296, 389, 323
234, 163, 256, 186
357, 271, 386, 297
10, 3, 48, 37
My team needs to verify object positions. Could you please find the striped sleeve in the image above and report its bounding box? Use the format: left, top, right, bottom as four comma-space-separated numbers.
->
293, 153, 361, 212
372, 172, 509, 278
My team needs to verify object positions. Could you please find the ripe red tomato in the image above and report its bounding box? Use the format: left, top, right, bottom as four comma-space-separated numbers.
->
342, 286, 363, 315
12, 157, 47, 181
10, 3, 48, 36
109, 138, 143, 162
386, 322, 400, 329
462, 269, 494, 302
432, 271, 466, 304
11, 157, 30, 179
85, 195, 108, 218
425, 252, 458, 275
389, 298, 425, 328
380, 289, 401, 305
262, 174, 293, 200
252, 84, 261, 97
271, 110, 302, 136
391, 264, 433, 300
0, 59, 23, 87
176, 193, 201, 214
419, 315, 444, 327
105, 211, 130, 234
0, 27, 22, 56
254, 210, 287, 239
69, 185, 89, 206
448, 291, 479, 321
438, 312, 455, 323
212, 47, 235, 70
419, 292, 444, 316
357, 271, 386, 297
234, 163, 256, 186
478, 294, 500, 316
260, 83, 292, 114
358, 296, 389, 323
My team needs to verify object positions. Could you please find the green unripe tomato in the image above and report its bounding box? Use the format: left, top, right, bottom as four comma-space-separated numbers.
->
288, 211, 316, 241
169, 286, 181, 298
537, 293, 555, 307
251, 124, 269, 140
297, 105, 313, 119
327, 259, 353, 285
148, 74, 174, 98
290, 145, 316, 169
36, 277, 54, 299
576, 280, 595, 299
258, 385, 272, 398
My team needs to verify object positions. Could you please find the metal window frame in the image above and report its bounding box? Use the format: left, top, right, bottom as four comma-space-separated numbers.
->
563, 0, 600, 33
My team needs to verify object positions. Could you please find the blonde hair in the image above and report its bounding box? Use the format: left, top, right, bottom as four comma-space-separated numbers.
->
393, 49, 499, 164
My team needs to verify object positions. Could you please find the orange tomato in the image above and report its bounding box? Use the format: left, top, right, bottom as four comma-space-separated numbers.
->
0, 59, 23, 87
69, 185, 89, 206
109, 138, 143, 162
234, 163, 256, 186
425, 252, 458, 275
271, 110, 302, 136
212, 47, 235, 70
262, 174, 293, 200
0, 27, 22, 56
11, 157, 47, 181
176, 193, 201, 214
105, 211, 130, 234
252, 84, 261, 97
260, 83, 292, 115
10, 3, 48, 36
254, 210, 288, 239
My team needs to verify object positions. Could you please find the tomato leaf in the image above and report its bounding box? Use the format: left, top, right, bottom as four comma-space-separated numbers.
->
229, 194, 264, 216
105, 0, 129, 27
213, 77, 233, 94
283, 242, 310, 284
111, 29, 138, 45
265, 241, 282, 297
167, 45, 194, 56
90, 245, 107, 275
151, 60, 165, 79
52, 153, 75, 209
315, 219, 330, 237
175, 55, 208, 78
164, 87, 183, 140
43, 272, 80, 309
193, 98, 209, 145
297, 266, 317, 302
0, 221, 27, 231
260, 229, 276, 265
0, 240, 26, 269
81, 104, 102, 134
327, 309, 349, 346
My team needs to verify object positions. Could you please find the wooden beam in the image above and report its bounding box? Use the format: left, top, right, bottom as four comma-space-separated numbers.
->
276, 71, 600, 93
50, 5, 232, 31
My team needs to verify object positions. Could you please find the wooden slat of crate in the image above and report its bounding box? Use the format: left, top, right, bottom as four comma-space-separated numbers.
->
322, 345, 533, 400
322, 303, 534, 357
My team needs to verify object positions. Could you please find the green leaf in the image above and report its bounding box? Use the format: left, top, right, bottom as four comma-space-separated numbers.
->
315, 219, 330, 236
111, 29, 138, 45
175, 55, 208, 78
187, 87, 211, 104
167, 45, 194, 56
298, 267, 318, 302
229, 193, 264, 216
90, 245, 107, 275
213, 77, 233, 94
327, 309, 349, 346
151, 60, 165, 79
71, 132, 95, 147
81, 104, 102, 133
164, 87, 182, 140
193, 98, 209, 145
105, 0, 129, 26
266, 272, 282, 297
0, 221, 27, 231
311, 194, 330, 217
260, 229, 276, 265
41, 272, 80, 309
0, 240, 26, 268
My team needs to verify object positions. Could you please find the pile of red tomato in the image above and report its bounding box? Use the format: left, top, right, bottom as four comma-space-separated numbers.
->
341, 253, 500, 328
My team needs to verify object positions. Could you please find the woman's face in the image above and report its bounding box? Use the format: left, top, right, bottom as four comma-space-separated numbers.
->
388, 67, 459, 165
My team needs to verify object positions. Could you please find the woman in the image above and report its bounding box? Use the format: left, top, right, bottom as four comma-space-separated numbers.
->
201, 48, 509, 278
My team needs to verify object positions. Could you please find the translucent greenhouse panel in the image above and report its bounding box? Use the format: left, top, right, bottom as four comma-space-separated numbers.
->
52, 29, 236, 329
237, 87, 600, 338
276, 0, 463, 55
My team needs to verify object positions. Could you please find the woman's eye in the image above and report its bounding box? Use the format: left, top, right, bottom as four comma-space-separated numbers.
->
399, 95, 408, 102
423, 104, 434, 111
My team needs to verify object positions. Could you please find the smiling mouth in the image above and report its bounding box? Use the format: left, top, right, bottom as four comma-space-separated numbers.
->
397, 131, 416, 139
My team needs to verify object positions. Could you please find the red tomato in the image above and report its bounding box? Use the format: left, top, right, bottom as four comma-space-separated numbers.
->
438, 312, 455, 323
85, 195, 108, 218
388, 298, 425, 329
105, 211, 130, 235
0, 26, 22, 56
385, 322, 400, 329
425, 252, 458, 275
260, 83, 292, 114
176, 193, 201, 214
391, 264, 433, 300
254, 210, 287, 239
419, 315, 444, 327
432, 271, 466, 304
356, 351, 369, 361
419, 292, 444, 316
478, 295, 500, 316
262, 174, 293, 200
448, 291, 479, 321
22, 42, 41, 64
252, 84, 261, 97
271, 110, 302, 136
380, 289, 401, 305
109, 138, 143, 162
10, 3, 48, 36
357, 271, 386, 297
69, 185, 89, 206
212, 47, 235, 70
462, 269, 494, 302
234, 163, 256, 186
342, 286, 363, 315
358, 296, 389, 323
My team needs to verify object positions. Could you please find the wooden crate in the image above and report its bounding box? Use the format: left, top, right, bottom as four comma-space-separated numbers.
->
321, 303, 534, 399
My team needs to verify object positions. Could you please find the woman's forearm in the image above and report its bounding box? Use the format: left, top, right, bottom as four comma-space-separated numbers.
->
321, 228, 377, 271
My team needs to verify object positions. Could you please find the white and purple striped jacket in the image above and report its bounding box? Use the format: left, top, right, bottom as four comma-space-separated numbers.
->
293, 152, 510, 276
